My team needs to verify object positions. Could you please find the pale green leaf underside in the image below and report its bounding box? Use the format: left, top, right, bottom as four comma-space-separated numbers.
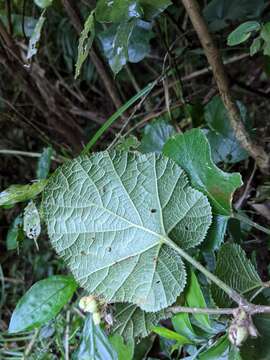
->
43, 151, 211, 312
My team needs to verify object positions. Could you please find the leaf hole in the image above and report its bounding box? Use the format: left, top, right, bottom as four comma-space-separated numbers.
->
150, 208, 157, 213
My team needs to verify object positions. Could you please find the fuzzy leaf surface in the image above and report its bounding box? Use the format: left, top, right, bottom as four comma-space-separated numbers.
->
43, 151, 212, 312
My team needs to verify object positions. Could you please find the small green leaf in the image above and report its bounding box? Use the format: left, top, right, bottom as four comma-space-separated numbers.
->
34, 0, 53, 8
27, 10, 46, 60
109, 334, 134, 360
112, 303, 170, 342
37, 147, 53, 179
172, 313, 197, 340
96, 0, 142, 23
186, 271, 211, 331
140, 118, 176, 154
6, 214, 24, 250
8, 275, 77, 333
199, 334, 230, 359
115, 135, 140, 151
250, 37, 262, 56
0, 180, 47, 206
227, 21, 260, 46
202, 215, 229, 251
152, 326, 193, 344
77, 314, 117, 360
212, 243, 263, 307
163, 128, 243, 215
75, 11, 95, 79
43, 151, 212, 312
23, 201, 41, 246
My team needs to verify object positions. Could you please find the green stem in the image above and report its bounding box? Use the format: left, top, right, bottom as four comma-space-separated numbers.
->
164, 237, 248, 307
81, 81, 156, 154
233, 212, 270, 235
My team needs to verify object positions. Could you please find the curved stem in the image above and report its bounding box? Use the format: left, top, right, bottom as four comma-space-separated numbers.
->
233, 212, 270, 236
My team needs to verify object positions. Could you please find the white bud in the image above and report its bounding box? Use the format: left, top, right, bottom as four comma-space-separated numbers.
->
79, 296, 98, 313
93, 312, 101, 325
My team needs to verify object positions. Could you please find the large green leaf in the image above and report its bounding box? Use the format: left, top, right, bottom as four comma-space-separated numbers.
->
140, 118, 176, 154
43, 151, 212, 312
204, 96, 248, 164
77, 314, 117, 360
112, 303, 170, 342
139, 0, 172, 19
0, 180, 47, 206
9, 275, 77, 333
99, 19, 153, 74
163, 129, 242, 215
211, 243, 263, 307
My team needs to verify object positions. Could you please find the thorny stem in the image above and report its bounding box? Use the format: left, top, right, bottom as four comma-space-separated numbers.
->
163, 237, 270, 316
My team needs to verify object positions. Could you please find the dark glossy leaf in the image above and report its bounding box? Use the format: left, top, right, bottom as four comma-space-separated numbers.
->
9, 275, 77, 333
99, 19, 153, 74
152, 326, 193, 344
37, 147, 53, 180
0, 180, 47, 206
227, 21, 260, 46
6, 214, 24, 250
185, 271, 211, 331
43, 151, 212, 312
109, 334, 134, 360
163, 129, 242, 215
203, 0, 266, 31
202, 215, 229, 251
27, 10, 46, 60
77, 314, 117, 360
204, 96, 248, 164
140, 118, 176, 154
212, 243, 262, 307
75, 11, 95, 79
199, 334, 230, 359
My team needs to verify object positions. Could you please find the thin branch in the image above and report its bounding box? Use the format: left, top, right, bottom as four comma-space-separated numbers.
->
181, 0, 269, 174
169, 306, 236, 315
